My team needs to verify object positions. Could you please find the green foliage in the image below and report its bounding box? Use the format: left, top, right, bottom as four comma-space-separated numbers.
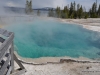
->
92, 2, 97, 13
89, 2, 98, 18
98, 5, 100, 17
25, 0, 33, 14
48, 8, 55, 17
79, 6, 83, 18
61, 6, 69, 18
69, 2, 74, 18
56, 7, 61, 18
84, 13, 88, 19
48, 1, 100, 19
73, 11, 77, 19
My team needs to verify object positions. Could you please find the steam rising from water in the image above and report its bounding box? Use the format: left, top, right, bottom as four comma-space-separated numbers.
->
0, 6, 48, 26
5, 19, 100, 59
0, 5, 100, 59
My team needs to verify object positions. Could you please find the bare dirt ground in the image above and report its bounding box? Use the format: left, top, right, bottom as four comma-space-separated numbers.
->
14, 61, 100, 75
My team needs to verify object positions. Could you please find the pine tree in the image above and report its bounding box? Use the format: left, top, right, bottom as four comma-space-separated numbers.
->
48, 1, 100, 19
29, 0, 33, 12
73, 1, 77, 19
25, 0, 29, 13
25, 0, 33, 14
92, 2, 97, 13
37, 10, 40, 16
78, 5, 83, 19
56, 7, 61, 18
69, 2, 74, 18
48, 9, 54, 17
61, 6, 69, 18
73, 11, 77, 19
89, 9, 92, 17
83, 7, 88, 19
98, 4, 100, 17
77, 4, 80, 10
91, 2, 98, 18
73, 1, 76, 11
84, 13, 88, 19
77, 4, 80, 18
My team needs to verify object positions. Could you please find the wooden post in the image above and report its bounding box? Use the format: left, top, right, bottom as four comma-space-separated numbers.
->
0, 28, 26, 75
10, 42, 14, 73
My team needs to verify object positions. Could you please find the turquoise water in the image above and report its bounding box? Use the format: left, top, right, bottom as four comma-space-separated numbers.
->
6, 19, 100, 59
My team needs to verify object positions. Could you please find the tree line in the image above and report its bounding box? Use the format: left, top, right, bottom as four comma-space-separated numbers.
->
48, 1, 100, 19
25, 0, 33, 14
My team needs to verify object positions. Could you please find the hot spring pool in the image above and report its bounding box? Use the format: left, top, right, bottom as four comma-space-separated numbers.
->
5, 19, 100, 59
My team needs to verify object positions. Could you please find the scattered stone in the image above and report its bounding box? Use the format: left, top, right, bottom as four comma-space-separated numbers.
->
86, 67, 89, 69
